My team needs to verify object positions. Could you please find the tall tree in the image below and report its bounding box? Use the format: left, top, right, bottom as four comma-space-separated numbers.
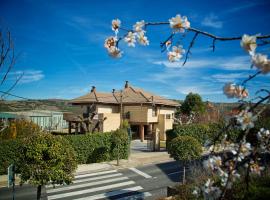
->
18, 133, 77, 200
180, 93, 206, 115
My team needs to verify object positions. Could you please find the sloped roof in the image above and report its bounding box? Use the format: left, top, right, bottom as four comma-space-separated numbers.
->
71, 82, 180, 107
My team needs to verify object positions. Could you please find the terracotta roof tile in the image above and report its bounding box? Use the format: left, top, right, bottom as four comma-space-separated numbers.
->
71, 84, 180, 107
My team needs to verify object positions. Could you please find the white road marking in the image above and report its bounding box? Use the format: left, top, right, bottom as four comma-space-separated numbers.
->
117, 192, 152, 200
46, 173, 123, 188
167, 171, 181, 176
75, 169, 117, 178
46, 176, 128, 193
74, 186, 143, 200
47, 181, 135, 200
129, 167, 152, 179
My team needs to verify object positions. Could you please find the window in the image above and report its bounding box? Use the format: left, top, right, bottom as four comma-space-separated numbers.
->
166, 114, 171, 119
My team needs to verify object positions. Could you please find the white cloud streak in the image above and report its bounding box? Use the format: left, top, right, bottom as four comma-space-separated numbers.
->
201, 13, 223, 28
153, 56, 251, 71
8, 70, 44, 83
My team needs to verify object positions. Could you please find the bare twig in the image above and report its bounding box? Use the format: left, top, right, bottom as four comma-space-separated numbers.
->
182, 32, 199, 66
1, 72, 24, 99
241, 71, 262, 86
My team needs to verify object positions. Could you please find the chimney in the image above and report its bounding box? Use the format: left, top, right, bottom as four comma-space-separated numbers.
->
112, 89, 115, 93
125, 81, 129, 88
91, 86, 96, 92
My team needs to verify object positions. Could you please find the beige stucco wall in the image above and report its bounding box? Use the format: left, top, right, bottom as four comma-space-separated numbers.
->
156, 112, 174, 141
96, 105, 119, 114
100, 113, 120, 132
159, 107, 175, 115
147, 108, 158, 123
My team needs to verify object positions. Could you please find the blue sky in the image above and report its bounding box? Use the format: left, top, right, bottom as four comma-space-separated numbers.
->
0, 0, 270, 102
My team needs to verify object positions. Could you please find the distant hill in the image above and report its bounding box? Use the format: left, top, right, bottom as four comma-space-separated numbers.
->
0, 99, 266, 115
0, 99, 83, 114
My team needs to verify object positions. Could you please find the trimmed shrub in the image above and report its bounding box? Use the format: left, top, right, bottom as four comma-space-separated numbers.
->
64, 129, 129, 164
168, 135, 202, 162
0, 129, 129, 175
166, 124, 210, 146
166, 122, 241, 149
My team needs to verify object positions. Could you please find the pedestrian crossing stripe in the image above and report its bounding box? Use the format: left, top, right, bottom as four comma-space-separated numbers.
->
46, 173, 123, 189
46, 176, 129, 194
47, 181, 135, 200
46, 169, 152, 200
75, 170, 117, 179
73, 186, 144, 200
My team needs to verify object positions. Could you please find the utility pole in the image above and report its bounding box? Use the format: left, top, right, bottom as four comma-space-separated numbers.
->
120, 90, 123, 128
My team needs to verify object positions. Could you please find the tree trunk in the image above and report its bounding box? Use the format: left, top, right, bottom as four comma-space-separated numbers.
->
182, 165, 186, 184
117, 144, 120, 166
37, 185, 42, 200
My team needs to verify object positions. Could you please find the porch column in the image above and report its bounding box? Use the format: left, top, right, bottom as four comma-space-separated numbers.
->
75, 122, 78, 134
68, 122, 71, 134
139, 124, 144, 142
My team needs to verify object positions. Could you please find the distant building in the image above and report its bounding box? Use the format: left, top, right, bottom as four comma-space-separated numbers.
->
68, 81, 180, 141
0, 110, 68, 131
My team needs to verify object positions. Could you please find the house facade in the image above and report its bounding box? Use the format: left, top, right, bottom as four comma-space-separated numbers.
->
69, 81, 180, 141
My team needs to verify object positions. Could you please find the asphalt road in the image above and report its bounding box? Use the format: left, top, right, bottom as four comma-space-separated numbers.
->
0, 160, 182, 200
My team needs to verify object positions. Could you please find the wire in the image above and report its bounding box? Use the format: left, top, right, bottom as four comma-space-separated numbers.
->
0, 90, 29, 100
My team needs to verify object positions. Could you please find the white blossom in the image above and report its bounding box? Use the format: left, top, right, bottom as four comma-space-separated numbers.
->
257, 128, 270, 152
137, 32, 149, 46
107, 46, 122, 58
169, 14, 190, 32
133, 20, 145, 33
124, 32, 136, 47
192, 187, 200, 197
111, 19, 121, 34
203, 179, 222, 200
104, 36, 117, 49
223, 83, 248, 99
203, 156, 222, 170
236, 107, 257, 130
167, 45, 185, 62
250, 160, 265, 175
252, 53, 270, 74
240, 34, 257, 55
238, 142, 252, 161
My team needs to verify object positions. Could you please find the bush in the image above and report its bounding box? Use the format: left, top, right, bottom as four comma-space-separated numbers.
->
64, 129, 129, 164
0, 129, 129, 175
0, 139, 21, 175
166, 122, 241, 149
0, 119, 40, 140
168, 135, 202, 162
167, 124, 210, 146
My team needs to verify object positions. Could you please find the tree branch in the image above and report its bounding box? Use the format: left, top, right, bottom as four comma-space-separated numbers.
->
182, 32, 199, 66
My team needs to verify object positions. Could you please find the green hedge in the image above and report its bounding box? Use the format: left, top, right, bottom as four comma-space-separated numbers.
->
166, 122, 241, 148
166, 124, 210, 146
0, 129, 129, 175
64, 129, 129, 164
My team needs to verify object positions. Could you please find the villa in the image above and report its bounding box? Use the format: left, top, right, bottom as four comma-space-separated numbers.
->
68, 81, 180, 141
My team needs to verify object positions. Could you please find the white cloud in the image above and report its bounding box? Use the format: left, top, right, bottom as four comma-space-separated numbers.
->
176, 85, 222, 95
153, 56, 251, 71
8, 70, 44, 83
224, 2, 262, 14
201, 13, 223, 28
211, 72, 247, 83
